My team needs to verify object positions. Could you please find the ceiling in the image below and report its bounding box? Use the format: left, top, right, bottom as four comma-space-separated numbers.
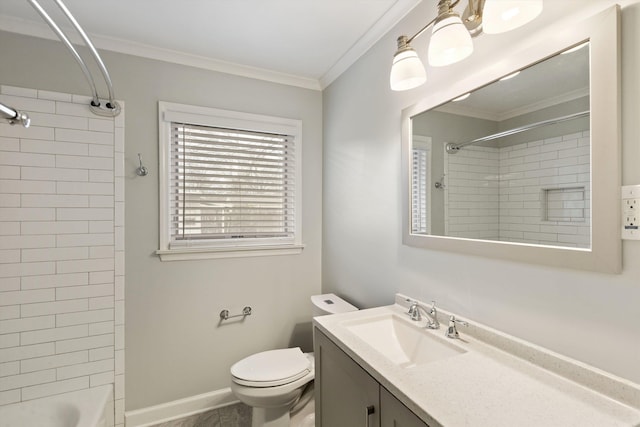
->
0, 0, 421, 90
435, 42, 590, 120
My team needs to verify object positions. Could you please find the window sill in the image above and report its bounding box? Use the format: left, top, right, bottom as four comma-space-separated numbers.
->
155, 244, 305, 261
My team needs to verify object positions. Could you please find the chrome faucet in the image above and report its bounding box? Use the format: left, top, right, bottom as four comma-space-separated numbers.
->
445, 315, 468, 339
407, 300, 440, 329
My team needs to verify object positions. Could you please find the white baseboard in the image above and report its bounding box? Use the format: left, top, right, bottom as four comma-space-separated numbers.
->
124, 388, 239, 427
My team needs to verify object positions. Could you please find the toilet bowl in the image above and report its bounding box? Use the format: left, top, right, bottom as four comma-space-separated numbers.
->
230, 293, 357, 427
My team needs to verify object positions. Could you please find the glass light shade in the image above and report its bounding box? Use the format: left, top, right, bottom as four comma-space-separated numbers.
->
390, 48, 427, 91
428, 15, 474, 67
482, 0, 543, 34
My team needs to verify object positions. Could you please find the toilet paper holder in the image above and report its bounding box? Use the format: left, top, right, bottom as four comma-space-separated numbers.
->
220, 306, 252, 321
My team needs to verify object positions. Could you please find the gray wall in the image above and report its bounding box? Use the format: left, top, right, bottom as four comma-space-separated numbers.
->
412, 111, 497, 234
0, 31, 323, 410
323, 0, 640, 386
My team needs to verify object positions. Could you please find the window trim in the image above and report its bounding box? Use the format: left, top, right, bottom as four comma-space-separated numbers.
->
157, 101, 303, 261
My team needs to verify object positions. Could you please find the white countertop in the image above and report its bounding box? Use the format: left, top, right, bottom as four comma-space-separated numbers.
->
313, 295, 640, 427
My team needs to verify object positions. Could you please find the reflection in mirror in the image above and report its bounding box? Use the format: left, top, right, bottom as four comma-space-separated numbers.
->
410, 42, 590, 249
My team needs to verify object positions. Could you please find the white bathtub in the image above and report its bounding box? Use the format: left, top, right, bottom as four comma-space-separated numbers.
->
0, 385, 113, 427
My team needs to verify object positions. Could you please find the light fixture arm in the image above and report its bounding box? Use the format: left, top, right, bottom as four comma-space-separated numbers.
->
404, 17, 437, 46
404, 0, 461, 45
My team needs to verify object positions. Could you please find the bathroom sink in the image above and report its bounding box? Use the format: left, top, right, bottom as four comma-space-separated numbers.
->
342, 313, 466, 368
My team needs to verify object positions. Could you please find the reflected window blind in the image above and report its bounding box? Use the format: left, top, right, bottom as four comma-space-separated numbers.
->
411, 147, 428, 234
170, 122, 296, 244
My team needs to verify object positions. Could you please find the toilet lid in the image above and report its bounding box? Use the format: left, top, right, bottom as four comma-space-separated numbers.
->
231, 348, 311, 387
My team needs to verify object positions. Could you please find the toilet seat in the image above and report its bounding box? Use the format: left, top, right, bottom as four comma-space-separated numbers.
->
231, 347, 311, 388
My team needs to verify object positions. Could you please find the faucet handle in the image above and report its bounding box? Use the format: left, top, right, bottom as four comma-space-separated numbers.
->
405, 299, 413, 314
405, 299, 421, 321
429, 300, 437, 314
445, 315, 468, 339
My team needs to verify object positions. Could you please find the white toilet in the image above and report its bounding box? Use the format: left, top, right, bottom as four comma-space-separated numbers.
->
230, 293, 358, 427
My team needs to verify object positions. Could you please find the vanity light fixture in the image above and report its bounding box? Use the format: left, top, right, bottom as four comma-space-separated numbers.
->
428, 0, 474, 67
390, 36, 428, 91
390, 0, 543, 91
482, 0, 543, 34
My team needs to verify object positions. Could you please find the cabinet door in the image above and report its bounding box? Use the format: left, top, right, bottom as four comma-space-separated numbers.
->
314, 329, 379, 427
380, 387, 429, 427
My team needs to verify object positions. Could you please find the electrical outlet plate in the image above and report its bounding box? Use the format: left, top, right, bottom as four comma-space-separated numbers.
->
622, 185, 640, 240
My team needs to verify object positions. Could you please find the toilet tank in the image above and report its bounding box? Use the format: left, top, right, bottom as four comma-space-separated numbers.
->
311, 293, 358, 317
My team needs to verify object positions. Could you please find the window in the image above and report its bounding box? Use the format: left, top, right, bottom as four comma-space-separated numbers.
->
157, 102, 303, 260
411, 136, 432, 235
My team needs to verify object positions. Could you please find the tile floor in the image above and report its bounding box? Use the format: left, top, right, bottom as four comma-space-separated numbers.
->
151, 403, 251, 427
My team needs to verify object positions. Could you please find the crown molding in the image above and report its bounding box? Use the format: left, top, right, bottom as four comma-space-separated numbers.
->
496, 87, 589, 121
0, 15, 321, 91
436, 87, 590, 122
319, 0, 422, 89
1, 0, 420, 92
1, 0, 421, 91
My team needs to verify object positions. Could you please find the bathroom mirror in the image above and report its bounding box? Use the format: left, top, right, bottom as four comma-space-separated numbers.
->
411, 44, 590, 246
401, 6, 621, 273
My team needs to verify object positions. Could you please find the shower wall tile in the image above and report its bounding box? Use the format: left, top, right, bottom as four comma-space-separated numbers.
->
20, 140, 90, 156
0, 389, 20, 406
55, 129, 114, 145
21, 299, 88, 317
445, 146, 501, 240
0, 361, 19, 377
0, 94, 55, 114
90, 346, 114, 362
55, 334, 114, 354
445, 131, 590, 248
20, 351, 88, 373
0, 316, 54, 334
89, 296, 114, 310
0, 86, 125, 423
37, 90, 73, 103
499, 131, 590, 248
89, 118, 114, 133
0, 307, 20, 321
1, 86, 38, 98
0, 334, 20, 349
21, 376, 88, 401
0, 123, 53, 140
26, 112, 88, 130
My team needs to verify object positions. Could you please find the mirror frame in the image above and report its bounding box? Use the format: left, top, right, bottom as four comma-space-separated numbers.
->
401, 6, 621, 274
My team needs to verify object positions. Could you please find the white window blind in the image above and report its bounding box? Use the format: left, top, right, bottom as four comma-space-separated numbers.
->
169, 122, 296, 246
411, 147, 429, 234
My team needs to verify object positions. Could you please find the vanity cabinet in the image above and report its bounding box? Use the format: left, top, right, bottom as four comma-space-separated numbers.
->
314, 329, 428, 427
380, 388, 428, 427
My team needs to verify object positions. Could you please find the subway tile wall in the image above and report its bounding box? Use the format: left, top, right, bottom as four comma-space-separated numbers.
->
445, 131, 590, 248
0, 86, 125, 427
445, 146, 501, 240
498, 132, 590, 247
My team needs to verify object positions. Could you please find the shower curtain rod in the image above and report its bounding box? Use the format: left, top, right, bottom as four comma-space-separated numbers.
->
27, 0, 120, 117
0, 102, 31, 128
445, 110, 590, 154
